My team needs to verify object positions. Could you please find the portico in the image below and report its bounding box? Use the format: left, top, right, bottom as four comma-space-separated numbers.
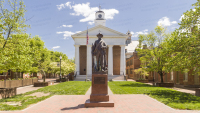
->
71, 9, 129, 80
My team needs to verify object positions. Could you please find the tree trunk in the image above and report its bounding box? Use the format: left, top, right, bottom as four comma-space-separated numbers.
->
160, 72, 164, 83
42, 70, 46, 82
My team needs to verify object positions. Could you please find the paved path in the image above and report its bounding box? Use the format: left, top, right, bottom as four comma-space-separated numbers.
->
1, 95, 199, 113
1, 80, 200, 113
17, 85, 42, 94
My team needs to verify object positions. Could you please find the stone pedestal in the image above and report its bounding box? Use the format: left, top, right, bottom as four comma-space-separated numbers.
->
85, 74, 114, 107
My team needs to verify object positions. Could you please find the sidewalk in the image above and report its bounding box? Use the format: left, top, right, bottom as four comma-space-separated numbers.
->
1, 95, 198, 113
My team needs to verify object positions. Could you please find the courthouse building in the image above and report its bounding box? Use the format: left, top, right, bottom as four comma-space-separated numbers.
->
71, 9, 131, 80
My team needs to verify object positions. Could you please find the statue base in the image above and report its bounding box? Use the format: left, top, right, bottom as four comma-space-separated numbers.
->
84, 74, 114, 107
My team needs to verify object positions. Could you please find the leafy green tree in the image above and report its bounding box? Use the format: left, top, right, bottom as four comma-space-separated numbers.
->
0, 0, 29, 49
37, 48, 51, 82
137, 25, 171, 83
50, 59, 75, 78
165, 0, 200, 75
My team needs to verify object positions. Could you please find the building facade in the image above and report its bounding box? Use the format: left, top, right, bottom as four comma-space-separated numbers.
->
72, 9, 129, 80
126, 52, 200, 86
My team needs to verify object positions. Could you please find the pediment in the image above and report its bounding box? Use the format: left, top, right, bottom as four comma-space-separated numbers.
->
72, 25, 127, 37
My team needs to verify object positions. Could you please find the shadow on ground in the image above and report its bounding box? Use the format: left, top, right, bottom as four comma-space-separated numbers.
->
119, 82, 153, 87
61, 104, 85, 110
148, 89, 200, 104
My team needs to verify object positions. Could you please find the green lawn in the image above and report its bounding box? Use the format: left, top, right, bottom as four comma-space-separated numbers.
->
0, 81, 91, 111
108, 81, 200, 110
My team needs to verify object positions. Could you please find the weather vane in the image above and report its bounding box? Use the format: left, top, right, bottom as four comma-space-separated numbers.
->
99, 4, 101, 11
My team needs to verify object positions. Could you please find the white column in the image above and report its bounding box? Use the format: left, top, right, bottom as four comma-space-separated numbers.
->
108, 45, 113, 76
120, 45, 126, 75
86, 45, 92, 76
74, 45, 80, 75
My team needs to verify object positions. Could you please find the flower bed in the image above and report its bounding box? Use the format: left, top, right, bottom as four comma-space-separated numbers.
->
136, 80, 149, 83
34, 82, 54, 87
156, 83, 174, 87
56, 78, 68, 82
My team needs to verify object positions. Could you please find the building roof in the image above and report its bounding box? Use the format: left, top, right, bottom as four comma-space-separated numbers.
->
125, 40, 139, 53
71, 25, 128, 39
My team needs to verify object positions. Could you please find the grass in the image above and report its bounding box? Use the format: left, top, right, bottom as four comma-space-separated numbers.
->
0, 81, 91, 111
108, 81, 200, 110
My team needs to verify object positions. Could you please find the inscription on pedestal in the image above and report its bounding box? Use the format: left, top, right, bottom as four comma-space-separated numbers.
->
94, 77, 105, 84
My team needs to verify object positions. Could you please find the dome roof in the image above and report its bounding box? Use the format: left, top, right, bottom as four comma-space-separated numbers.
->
96, 10, 104, 13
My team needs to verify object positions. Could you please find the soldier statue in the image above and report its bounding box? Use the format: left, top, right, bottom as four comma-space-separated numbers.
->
92, 32, 107, 72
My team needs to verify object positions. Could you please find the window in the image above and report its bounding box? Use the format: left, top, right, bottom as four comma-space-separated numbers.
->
126, 69, 128, 74
130, 59, 133, 65
0, 72, 4, 76
8, 70, 11, 76
170, 71, 173, 81
130, 68, 133, 74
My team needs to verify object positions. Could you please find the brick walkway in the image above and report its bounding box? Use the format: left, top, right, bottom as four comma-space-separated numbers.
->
0, 95, 199, 113
1, 79, 200, 113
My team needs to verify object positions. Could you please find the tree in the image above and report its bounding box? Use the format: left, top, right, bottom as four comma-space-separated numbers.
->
50, 59, 75, 78
0, 34, 33, 76
164, 0, 200, 75
0, 0, 29, 49
136, 25, 171, 83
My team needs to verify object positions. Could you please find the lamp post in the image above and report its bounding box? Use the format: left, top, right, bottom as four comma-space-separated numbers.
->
60, 56, 62, 82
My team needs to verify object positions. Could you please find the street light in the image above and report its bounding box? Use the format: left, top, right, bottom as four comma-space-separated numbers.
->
60, 56, 62, 82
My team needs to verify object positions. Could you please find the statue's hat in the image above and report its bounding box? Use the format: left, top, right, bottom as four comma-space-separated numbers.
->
97, 33, 103, 37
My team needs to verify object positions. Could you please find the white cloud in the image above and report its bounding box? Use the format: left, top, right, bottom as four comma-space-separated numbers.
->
75, 31, 82, 33
56, 2, 72, 10
57, 31, 81, 39
158, 17, 177, 26
58, 2, 119, 25
52, 46, 60, 49
131, 29, 148, 38
179, 15, 184, 21
58, 25, 73, 28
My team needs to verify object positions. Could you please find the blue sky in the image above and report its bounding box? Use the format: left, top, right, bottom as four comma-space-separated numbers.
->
21, 0, 196, 59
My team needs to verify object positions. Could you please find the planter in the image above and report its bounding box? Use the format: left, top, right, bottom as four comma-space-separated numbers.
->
156, 83, 174, 87
0, 81, 4, 88
34, 82, 54, 87
195, 88, 200, 97
136, 80, 149, 83
0, 78, 38, 88
68, 74, 74, 81
0, 87, 17, 99
32, 78, 38, 83
56, 78, 68, 82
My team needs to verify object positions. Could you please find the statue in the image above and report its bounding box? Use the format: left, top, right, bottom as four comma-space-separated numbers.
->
92, 32, 107, 72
